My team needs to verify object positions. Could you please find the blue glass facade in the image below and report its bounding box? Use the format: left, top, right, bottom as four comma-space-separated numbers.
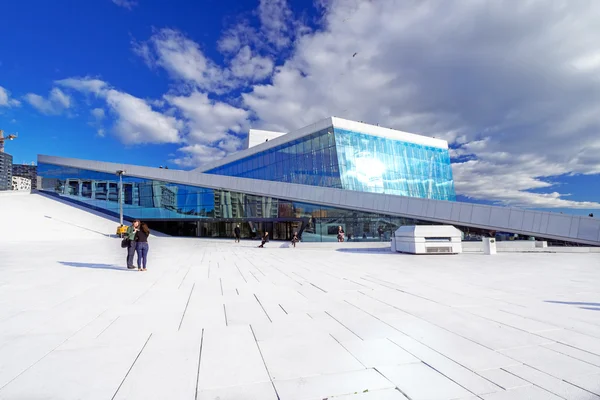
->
38, 162, 434, 241
334, 128, 455, 201
206, 128, 342, 188
205, 125, 455, 201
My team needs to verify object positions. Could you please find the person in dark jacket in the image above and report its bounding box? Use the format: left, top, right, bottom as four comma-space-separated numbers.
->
135, 222, 150, 271
291, 231, 299, 248
258, 232, 269, 248
234, 224, 241, 243
125, 220, 140, 269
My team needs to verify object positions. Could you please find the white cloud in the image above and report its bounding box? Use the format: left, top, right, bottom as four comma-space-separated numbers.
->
112, 0, 136, 10
230, 46, 274, 81
238, 0, 600, 208
173, 144, 227, 167
0, 86, 21, 107
165, 91, 248, 159
258, 0, 297, 50
24, 88, 71, 115
91, 108, 105, 121
56, 77, 107, 94
133, 29, 230, 92
57, 77, 182, 144
97, 128, 105, 137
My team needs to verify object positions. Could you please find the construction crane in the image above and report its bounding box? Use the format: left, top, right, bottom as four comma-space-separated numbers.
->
0, 129, 18, 153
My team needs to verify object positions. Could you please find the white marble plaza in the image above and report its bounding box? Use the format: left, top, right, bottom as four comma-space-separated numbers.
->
1, 193, 599, 400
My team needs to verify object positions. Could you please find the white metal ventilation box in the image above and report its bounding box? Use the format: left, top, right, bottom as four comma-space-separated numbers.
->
392, 225, 462, 254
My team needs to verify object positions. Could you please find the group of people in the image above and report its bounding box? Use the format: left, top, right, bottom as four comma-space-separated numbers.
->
122, 220, 151, 271
233, 224, 300, 248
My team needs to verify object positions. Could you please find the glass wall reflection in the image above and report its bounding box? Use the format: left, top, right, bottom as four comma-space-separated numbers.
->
205, 125, 456, 201
38, 162, 435, 242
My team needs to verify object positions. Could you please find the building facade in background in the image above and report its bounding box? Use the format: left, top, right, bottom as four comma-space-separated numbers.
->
0, 152, 13, 191
34, 117, 600, 245
12, 164, 38, 190
201, 118, 456, 201
12, 176, 31, 191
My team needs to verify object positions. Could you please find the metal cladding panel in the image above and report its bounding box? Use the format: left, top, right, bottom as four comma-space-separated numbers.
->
398, 197, 409, 214
36, 155, 600, 246
328, 189, 342, 206
388, 196, 404, 214
540, 213, 550, 234
489, 207, 510, 227
458, 203, 473, 223
434, 201, 453, 220
546, 214, 574, 237
508, 210, 525, 231
522, 211, 535, 232
532, 213, 543, 232
578, 218, 600, 241
450, 203, 461, 221
471, 205, 491, 226
569, 217, 580, 238
407, 197, 424, 216
425, 200, 436, 218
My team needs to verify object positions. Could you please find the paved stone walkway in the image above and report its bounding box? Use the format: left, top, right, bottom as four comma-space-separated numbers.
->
1, 193, 599, 399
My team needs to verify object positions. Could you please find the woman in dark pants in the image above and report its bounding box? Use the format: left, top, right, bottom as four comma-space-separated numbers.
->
135, 222, 150, 271
125, 220, 140, 269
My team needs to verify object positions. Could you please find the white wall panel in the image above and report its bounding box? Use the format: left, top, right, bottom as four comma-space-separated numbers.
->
545, 215, 573, 237
577, 218, 600, 241
521, 211, 535, 232
425, 200, 437, 218
508, 210, 525, 231
569, 217, 580, 239
450, 203, 461, 221
471, 206, 491, 226
532, 213, 542, 232
489, 208, 510, 228
407, 198, 424, 216
540, 214, 550, 234
433, 201, 453, 220
458, 203, 473, 223
387, 196, 403, 214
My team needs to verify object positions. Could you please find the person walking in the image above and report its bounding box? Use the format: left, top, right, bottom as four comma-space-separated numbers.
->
258, 232, 269, 248
291, 231, 299, 248
234, 224, 241, 243
125, 220, 140, 269
135, 222, 150, 271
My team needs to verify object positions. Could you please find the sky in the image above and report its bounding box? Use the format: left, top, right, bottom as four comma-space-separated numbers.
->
0, 0, 599, 215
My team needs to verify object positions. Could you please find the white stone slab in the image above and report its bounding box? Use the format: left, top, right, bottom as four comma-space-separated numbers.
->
481, 385, 563, 400
260, 334, 364, 381
197, 381, 278, 400
273, 368, 394, 400
340, 338, 420, 367
378, 363, 473, 400
478, 369, 531, 390
198, 325, 270, 390
503, 364, 600, 399
500, 345, 600, 379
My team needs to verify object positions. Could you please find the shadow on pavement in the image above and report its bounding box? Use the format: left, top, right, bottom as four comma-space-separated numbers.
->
59, 261, 133, 271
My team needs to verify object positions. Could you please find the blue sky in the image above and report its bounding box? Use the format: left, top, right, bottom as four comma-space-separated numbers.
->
0, 0, 599, 214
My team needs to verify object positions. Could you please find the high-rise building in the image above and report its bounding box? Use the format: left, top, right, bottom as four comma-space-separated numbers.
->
0, 152, 13, 191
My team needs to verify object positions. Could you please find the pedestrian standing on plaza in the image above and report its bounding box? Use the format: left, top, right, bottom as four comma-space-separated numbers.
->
337, 226, 345, 242
125, 220, 140, 269
135, 222, 150, 271
234, 224, 241, 243
258, 231, 269, 248
291, 231, 299, 248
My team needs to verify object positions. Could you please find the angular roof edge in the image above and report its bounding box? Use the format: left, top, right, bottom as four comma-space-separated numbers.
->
195, 117, 448, 172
